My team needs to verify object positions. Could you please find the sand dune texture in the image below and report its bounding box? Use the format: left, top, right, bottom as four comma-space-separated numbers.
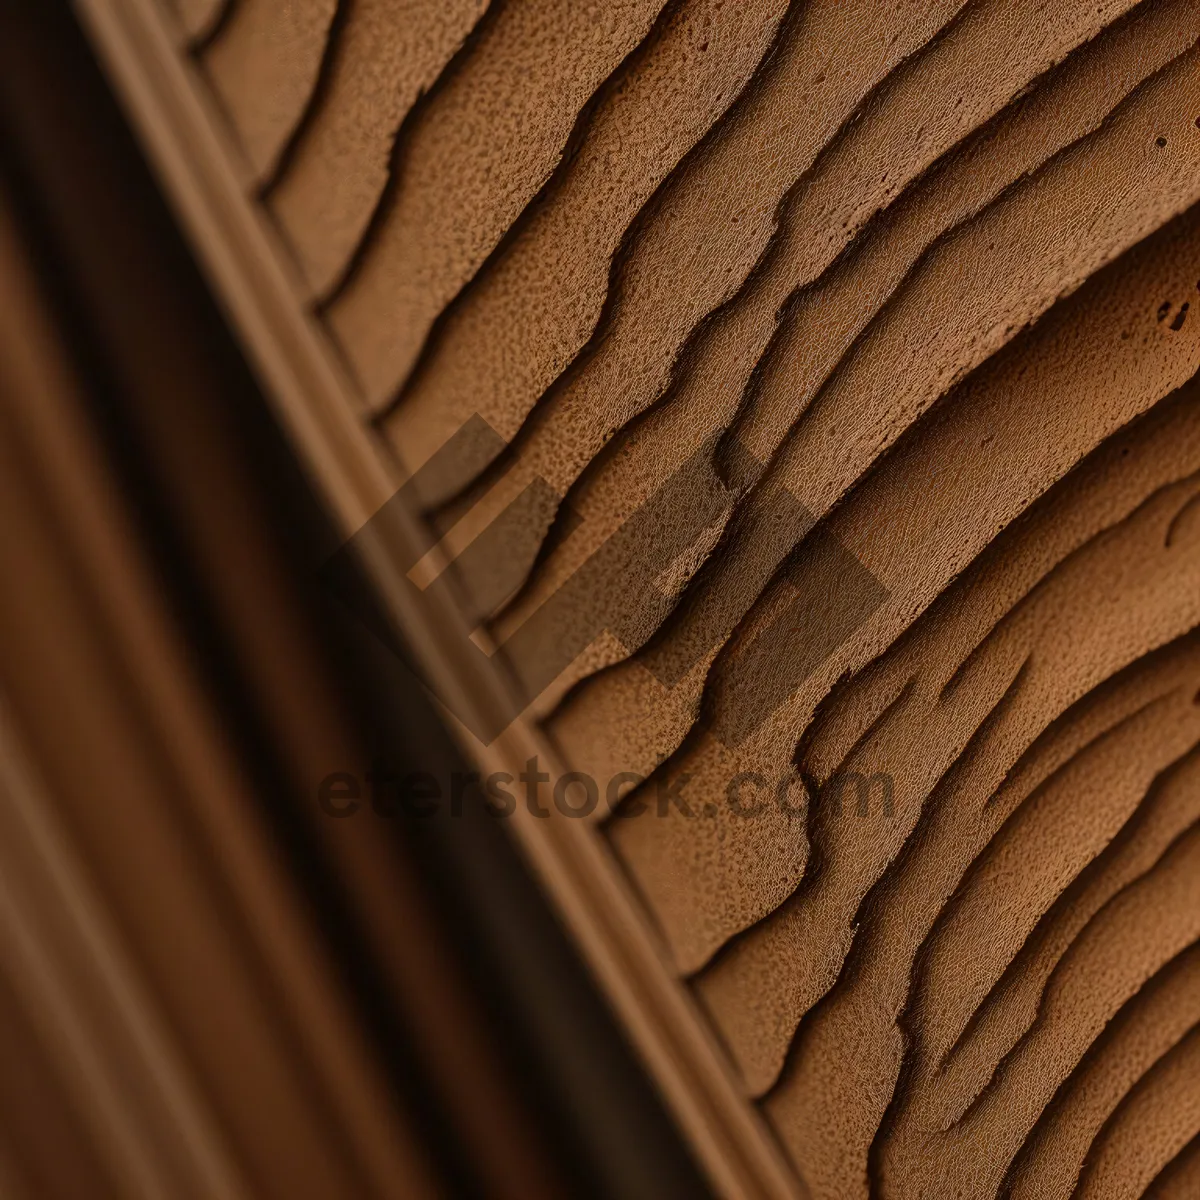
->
194, 0, 1200, 1193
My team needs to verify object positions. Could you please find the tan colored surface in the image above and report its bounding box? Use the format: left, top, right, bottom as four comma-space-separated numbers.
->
202, 0, 338, 180
327, 0, 668, 407
88, 0, 1200, 1193
384, 0, 970, 496
268, 0, 489, 295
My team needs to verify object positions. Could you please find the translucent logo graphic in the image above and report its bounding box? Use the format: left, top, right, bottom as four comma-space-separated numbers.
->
322, 414, 887, 746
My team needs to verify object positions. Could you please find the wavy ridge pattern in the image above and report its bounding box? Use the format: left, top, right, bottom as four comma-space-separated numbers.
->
376, 0, 972, 491
439, 0, 1185, 627
199, 0, 339, 181
265, 0, 491, 297
325, 0, 670, 407
177, 1, 1200, 1193
598, 197, 1200, 977
1144, 1130, 1200, 1198
493, 2, 1200, 721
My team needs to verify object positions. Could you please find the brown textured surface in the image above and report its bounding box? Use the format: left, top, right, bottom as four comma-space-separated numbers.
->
266, 0, 490, 296
384, 0, 971, 504
119, 0, 1200, 1193
201, 0, 338, 180
1146, 1130, 1200, 1198
534, 0, 1200, 746
327, 0, 669, 408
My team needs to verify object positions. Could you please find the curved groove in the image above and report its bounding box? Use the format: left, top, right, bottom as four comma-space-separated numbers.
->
379, 0, 974, 504
719, 0, 1193, 479
1165, 484, 1200, 545
379, 0, 800, 499
433, 0, 1014, 599
199, 0, 340, 183
940, 471, 1200, 706
264, 0, 492, 295
253, 0, 352, 201
412, 0, 1113, 628
796, 368, 1200, 792
729, 36, 1200, 536
425, 0, 985, 525
946, 735, 1200, 1080
323, 0, 671, 328
527, 23, 1200, 795
701, 656, 1031, 1101
850, 473, 1200, 1133
752, 627, 1199, 1125
463, 0, 1173, 641
1071, 1017, 1200, 1197
324, 0, 671, 408
757, 658, 1169, 1195
1002, 943, 1200, 1198
929, 704, 1200, 1118
590, 204, 1200, 976
1142, 1127, 1200, 1198
307, 0, 506, 306
873, 817, 1200, 1196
